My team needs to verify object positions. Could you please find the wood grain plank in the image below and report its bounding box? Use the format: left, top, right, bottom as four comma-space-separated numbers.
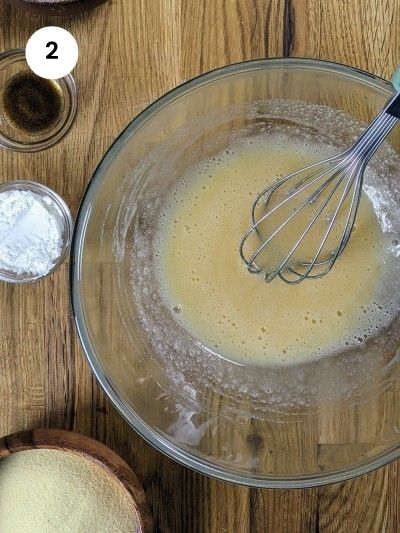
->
180, 0, 283, 79
318, 468, 389, 533
288, 0, 400, 78
250, 488, 318, 532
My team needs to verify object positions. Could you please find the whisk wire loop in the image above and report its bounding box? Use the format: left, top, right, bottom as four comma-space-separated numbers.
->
280, 160, 364, 283
264, 165, 349, 282
240, 159, 343, 271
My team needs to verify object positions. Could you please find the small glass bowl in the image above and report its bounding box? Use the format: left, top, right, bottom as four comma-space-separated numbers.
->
0, 180, 73, 283
0, 49, 77, 152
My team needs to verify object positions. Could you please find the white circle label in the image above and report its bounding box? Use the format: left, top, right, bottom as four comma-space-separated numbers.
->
26, 27, 78, 80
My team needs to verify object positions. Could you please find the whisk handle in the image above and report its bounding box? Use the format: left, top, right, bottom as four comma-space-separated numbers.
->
387, 66, 400, 118
386, 92, 400, 118
392, 65, 400, 92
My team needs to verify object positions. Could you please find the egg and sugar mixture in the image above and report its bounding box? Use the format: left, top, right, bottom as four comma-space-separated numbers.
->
153, 131, 398, 366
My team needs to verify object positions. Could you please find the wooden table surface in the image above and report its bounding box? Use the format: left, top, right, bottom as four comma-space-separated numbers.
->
1, 1, 400, 531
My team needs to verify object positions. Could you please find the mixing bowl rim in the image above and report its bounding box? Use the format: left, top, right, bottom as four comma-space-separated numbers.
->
71, 57, 398, 488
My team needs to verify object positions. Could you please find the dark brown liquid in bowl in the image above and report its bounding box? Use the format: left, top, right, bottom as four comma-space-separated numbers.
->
1, 71, 64, 135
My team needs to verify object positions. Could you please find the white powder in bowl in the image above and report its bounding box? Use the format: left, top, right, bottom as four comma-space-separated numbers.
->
0, 189, 63, 277
0, 449, 140, 532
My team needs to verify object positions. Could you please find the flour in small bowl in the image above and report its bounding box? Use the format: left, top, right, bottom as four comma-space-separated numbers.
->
0, 189, 63, 277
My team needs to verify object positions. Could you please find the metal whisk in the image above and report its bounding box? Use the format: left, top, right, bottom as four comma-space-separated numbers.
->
240, 74, 400, 285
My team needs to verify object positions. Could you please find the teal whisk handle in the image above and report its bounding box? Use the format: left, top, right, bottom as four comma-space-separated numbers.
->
386, 66, 400, 118
392, 65, 400, 92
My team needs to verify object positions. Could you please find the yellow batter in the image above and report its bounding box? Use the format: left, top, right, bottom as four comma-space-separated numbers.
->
155, 134, 387, 365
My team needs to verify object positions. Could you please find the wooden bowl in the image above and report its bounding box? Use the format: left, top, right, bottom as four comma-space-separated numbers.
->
0, 428, 153, 532
3, 0, 108, 15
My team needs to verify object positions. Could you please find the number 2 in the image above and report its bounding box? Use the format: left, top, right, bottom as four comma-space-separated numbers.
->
46, 41, 58, 59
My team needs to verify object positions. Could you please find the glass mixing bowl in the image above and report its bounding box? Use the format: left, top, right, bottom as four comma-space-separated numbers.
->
71, 59, 400, 488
